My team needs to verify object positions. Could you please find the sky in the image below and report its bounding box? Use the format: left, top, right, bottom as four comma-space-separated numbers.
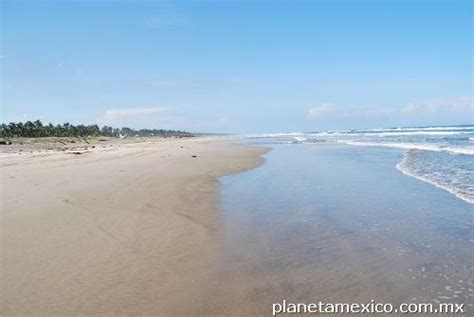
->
1, 0, 472, 133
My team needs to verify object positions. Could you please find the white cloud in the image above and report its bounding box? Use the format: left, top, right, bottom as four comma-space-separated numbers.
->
97, 107, 176, 127
307, 103, 332, 120
307, 96, 473, 121
401, 96, 473, 114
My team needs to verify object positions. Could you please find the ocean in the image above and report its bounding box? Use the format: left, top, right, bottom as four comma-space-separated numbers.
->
189, 125, 474, 315
245, 125, 474, 204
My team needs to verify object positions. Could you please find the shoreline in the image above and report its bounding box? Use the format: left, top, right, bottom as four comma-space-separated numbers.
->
0, 137, 269, 316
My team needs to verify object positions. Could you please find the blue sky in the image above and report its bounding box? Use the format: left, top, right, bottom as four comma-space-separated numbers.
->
1, 0, 472, 133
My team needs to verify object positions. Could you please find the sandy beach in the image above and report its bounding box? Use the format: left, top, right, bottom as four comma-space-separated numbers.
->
2, 1, 471, 316
0, 137, 268, 316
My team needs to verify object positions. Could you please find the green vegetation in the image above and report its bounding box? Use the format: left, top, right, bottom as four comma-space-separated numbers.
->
0, 120, 194, 138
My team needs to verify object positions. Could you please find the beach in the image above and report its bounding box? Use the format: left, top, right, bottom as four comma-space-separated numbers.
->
2, 0, 471, 315
0, 137, 268, 316
1, 135, 473, 316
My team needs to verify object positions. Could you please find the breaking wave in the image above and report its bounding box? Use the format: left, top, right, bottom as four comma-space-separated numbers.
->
245, 125, 474, 204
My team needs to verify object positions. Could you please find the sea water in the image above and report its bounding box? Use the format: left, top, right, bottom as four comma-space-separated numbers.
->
201, 126, 474, 315
245, 125, 474, 204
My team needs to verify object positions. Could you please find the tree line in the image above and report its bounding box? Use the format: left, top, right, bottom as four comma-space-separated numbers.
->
0, 120, 194, 138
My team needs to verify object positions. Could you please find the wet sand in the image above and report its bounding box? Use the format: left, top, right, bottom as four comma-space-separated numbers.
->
0, 137, 268, 316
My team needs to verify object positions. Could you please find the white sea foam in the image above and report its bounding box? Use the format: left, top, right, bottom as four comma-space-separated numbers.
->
305, 132, 346, 137
371, 131, 468, 136
294, 136, 307, 142
396, 153, 474, 204
357, 126, 474, 132
398, 126, 473, 131
308, 128, 473, 138
245, 125, 474, 205
336, 140, 474, 156
245, 132, 304, 138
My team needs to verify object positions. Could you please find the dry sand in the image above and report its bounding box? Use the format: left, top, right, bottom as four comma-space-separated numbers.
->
0, 137, 268, 316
